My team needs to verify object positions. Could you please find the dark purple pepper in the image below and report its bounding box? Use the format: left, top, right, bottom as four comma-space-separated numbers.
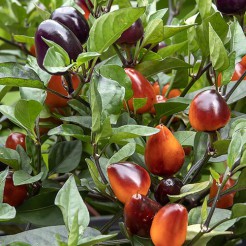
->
51, 6, 89, 45
215, 0, 246, 14
35, 19, 82, 74
117, 19, 144, 45
154, 177, 183, 205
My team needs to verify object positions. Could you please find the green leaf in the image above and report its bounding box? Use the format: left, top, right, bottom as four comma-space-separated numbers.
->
107, 143, 136, 166
173, 131, 196, 146
48, 140, 82, 174
231, 203, 246, 219
60, 116, 92, 129
68, 211, 79, 246
0, 63, 45, 89
99, 65, 133, 100
164, 24, 194, 39
195, 0, 211, 19
13, 35, 34, 45
48, 124, 89, 142
158, 41, 188, 59
43, 38, 70, 66
0, 203, 16, 221
0, 226, 68, 245
155, 97, 191, 117
135, 58, 192, 77
227, 130, 245, 168
14, 99, 43, 136
213, 139, 231, 157
110, 125, 159, 143
209, 23, 229, 72
96, 117, 112, 142
230, 20, 246, 63
76, 52, 101, 67
210, 168, 220, 182
169, 180, 211, 202
0, 146, 20, 170
55, 176, 90, 235
140, 19, 164, 48
133, 98, 147, 113
0, 168, 9, 202
88, 7, 145, 53
0, 105, 23, 128
97, 75, 125, 124
90, 78, 102, 133
186, 224, 232, 246
13, 170, 43, 185
85, 158, 107, 193
43, 46, 74, 74
148, 8, 168, 21
78, 228, 116, 246
201, 197, 208, 224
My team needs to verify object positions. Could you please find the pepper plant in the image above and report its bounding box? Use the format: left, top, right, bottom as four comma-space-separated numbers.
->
0, 0, 246, 245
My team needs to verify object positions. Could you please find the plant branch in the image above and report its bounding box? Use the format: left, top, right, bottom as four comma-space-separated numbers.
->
63, 73, 74, 95
100, 211, 123, 234
224, 69, 246, 102
105, 0, 113, 13
182, 148, 211, 185
113, 44, 127, 66
0, 36, 31, 55
180, 61, 212, 97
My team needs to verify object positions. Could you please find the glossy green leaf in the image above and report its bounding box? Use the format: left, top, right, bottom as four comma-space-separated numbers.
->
209, 23, 229, 72
98, 65, 133, 100
164, 24, 194, 39
55, 176, 90, 235
0, 168, 9, 202
0, 147, 20, 170
14, 35, 34, 45
141, 19, 164, 48
195, 0, 211, 19
14, 99, 43, 136
0, 203, 16, 221
231, 203, 246, 219
0, 63, 44, 89
85, 158, 107, 193
97, 75, 125, 124
155, 97, 191, 117
173, 131, 196, 146
90, 78, 102, 132
158, 41, 188, 59
135, 58, 192, 77
169, 180, 210, 202
107, 143, 136, 166
48, 140, 82, 173
13, 170, 43, 185
60, 116, 92, 129
88, 7, 145, 53
76, 52, 101, 67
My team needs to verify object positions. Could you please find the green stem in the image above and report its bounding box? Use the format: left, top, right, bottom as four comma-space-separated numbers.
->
180, 61, 211, 97
113, 44, 127, 66
46, 87, 70, 99
203, 167, 230, 229
105, 0, 113, 13
0, 36, 31, 55
224, 69, 246, 102
100, 211, 123, 234
182, 148, 210, 185
64, 73, 74, 95
35, 118, 42, 173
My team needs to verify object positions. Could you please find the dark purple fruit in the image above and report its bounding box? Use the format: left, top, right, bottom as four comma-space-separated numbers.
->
35, 19, 82, 74
51, 6, 89, 45
154, 177, 183, 205
124, 194, 161, 237
215, 0, 246, 15
117, 19, 144, 45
